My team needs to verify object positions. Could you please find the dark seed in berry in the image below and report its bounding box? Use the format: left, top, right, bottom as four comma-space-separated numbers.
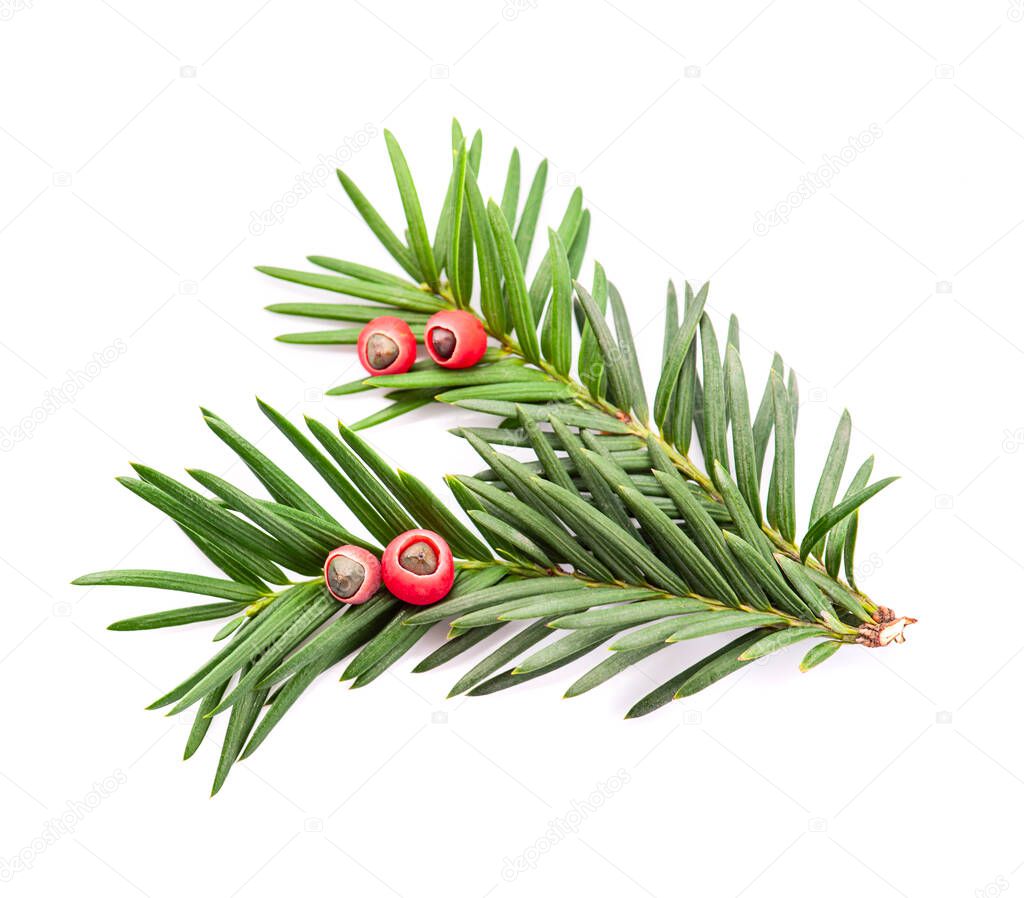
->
430, 327, 456, 360
366, 332, 399, 370
326, 554, 366, 598
398, 541, 438, 575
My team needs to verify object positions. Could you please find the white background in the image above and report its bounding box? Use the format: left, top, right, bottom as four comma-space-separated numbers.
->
1, 1, 1023, 895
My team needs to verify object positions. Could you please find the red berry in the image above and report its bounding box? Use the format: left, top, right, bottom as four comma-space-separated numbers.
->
381, 529, 455, 605
424, 309, 487, 369
324, 545, 381, 604
357, 317, 417, 376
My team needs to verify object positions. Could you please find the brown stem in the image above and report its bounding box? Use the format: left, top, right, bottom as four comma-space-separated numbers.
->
856, 606, 917, 646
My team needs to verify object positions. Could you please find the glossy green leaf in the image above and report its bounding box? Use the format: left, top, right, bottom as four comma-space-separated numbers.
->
787, 368, 800, 432
514, 159, 548, 265
673, 629, 770, 698
499, 586, 662, 621
412, 624, 505, 673
662, 281, 678, 364
500, 148, 520, 223
212, 616, 245, 642
257, 598, 399, 691
406, 575, 571, 626
654, 282, 707, 431
578, 262, 608, 400
514, 408, 573, 492
203, 410, 331, 518
724, 344, 761, 524
551, 597, 704, 629
258, 267, 442, 314
274, 328, 366, 345
302, 417, 403, 543
447, 142, 469, 304
651, 468, 764, 610
169, 584, 319, 714
464, 165, 507, 334
574, 281, 632, 413
607, 618, 687, 652
351, 397, 432, 431
73, 570, 263, 602
804, 568, 874, 624
450, 399, 631, 433
528, 188, 583, 318
467, 632, 607, 695
468, 510, 554, 567
799, 477, 898, 562
665, 610, 779, 642
564, 642, 668, 697
306, 256, 415, 287
187, 469, 324, 570
768, 370, 796, 542
396, 469, 492, 561
712, 462, 774, 563
806, 410, 851, 558
488, 200, 540, 363
183, 678, 229, 760
109, 602, 245, 631
825, 455, 874, 578
566, 209, 590, 279
723, 532, 811, 619
365, 361, 538, 391
131, 465, 308, 572
625, 630, 764, 717
350, 618, 431, 688
467, 128, 482, 172
448, 619, 552, 696
342, 607, 422, 681
437, 382, 573, 403
213, 588, 339, 713
432, 153, 457, 269
531, 478, 690, 595
239, 655, 329, 761
700, 313, 729, 482
335, 170, 420, 280
776, 555, 836, 625
608, 283, 648, 424
541, 229, 573, 376
548, 418, 635, 538
513, 627, 617, 675
800, 640, 842, 672
265, 302, 429, 324
211, 674, 267, 795
752, 353, 784, 479
384, 130, 438, 289
737, 626, 820, 660
844, 510, 861, 592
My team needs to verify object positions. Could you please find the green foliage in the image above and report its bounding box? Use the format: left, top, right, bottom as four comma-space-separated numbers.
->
78, 124, 907, 794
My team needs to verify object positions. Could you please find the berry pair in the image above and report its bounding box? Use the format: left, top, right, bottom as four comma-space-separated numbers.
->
324, 529, 454, 606
356, 309, 486, 376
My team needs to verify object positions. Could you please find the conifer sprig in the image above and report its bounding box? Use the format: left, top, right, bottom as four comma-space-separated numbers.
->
76, 396, 907, 793
259, 122, 904, 620
75, 123, 914, 794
